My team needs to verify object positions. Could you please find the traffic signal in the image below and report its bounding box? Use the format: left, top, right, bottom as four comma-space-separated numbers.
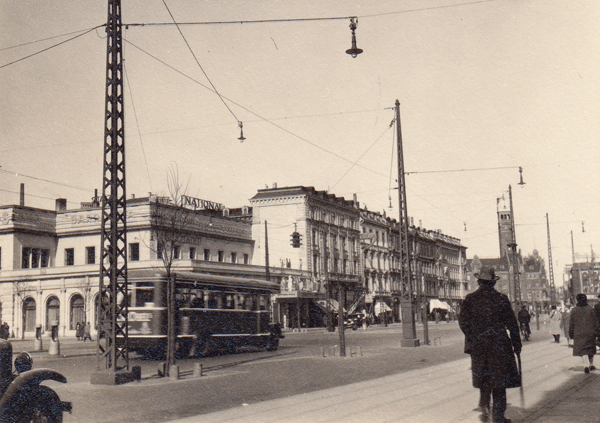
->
291, 231, 302, 248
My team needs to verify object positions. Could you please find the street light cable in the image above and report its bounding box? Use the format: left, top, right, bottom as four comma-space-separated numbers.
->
125, 39, 389, 179
161, 0, 240, 126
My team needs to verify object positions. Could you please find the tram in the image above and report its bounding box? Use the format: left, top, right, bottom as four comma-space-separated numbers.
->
123, 269, 282, 358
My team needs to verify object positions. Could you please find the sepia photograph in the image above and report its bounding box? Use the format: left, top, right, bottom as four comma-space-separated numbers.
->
1, 1, 598, 422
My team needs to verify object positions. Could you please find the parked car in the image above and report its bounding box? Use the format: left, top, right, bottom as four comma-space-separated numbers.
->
0, 339, 71, 422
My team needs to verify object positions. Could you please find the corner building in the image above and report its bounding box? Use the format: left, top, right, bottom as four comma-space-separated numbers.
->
0, 194, 263, 339
250, 186, 361, 329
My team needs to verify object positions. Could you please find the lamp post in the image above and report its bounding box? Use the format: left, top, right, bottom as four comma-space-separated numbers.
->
395, 100, 419, 347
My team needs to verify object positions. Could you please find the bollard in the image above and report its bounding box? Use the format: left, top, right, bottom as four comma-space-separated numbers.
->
33, 325, 43, 351
193, 362, 203, 377
132, 365, 142, 381
169, 365, 179, 381
157, 362, 167, 377
48, 321, 60, 355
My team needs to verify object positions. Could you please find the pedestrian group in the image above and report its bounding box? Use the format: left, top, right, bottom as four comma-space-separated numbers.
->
459, 265, 600, 423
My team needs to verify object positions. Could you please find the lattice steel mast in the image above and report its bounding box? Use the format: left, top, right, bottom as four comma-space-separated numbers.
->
546, 213, 556, 306
91, 0, 131, 384
395, 100, 418, 347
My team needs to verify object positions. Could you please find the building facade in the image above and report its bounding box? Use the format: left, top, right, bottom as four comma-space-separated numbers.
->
249, 186, 362, 329
0, 194, 265, 339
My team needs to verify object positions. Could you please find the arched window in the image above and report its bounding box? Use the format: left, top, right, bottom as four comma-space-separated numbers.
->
70, 295, 85, 330
46, 296, 60, 330
22, 297, 36, 332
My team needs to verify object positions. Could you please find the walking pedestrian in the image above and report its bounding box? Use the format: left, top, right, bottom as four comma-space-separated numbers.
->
0, 322, 9, 340
75, 322, 82, 341
594, 294, 600, 346
548, 306, 562, 343
517, 305, 531, 340
83, 322, 92, 342
560, 305, 572, 347
459, 266, 521, 423
569, 293, 599, 373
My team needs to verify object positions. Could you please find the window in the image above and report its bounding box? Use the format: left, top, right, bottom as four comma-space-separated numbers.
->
70, 295, 84, 330
204, 249, 210, 261
46, 296, 60, 330
218, 251, 224, 262
243, 254, 249, 264
22, 247, 31, 269
129, 243, 140, 262
189, 247, 196, 260
86, 247, 96, 264
157, 242, 163, 260
174, 245, 180, 259
31, 248, 40, 268
40, 249, 49, 267
65, 248, 74, 266
231, 252, 237, 264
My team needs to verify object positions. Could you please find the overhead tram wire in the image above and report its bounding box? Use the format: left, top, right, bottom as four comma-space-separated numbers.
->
330, 125, 392, 191
0, 168, 93, 192
0, 26, 102, 70
0, 27, 105, 52
122, 32, 154, 192
124, 39, 389, 180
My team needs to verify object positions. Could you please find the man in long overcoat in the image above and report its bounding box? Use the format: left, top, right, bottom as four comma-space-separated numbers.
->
459, 266, 521, 423
569, 293, 599, 373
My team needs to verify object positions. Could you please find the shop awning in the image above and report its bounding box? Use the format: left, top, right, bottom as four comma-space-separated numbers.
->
374, 301, 392, 315
429, 299, 453, 312
316, 299, 346, 314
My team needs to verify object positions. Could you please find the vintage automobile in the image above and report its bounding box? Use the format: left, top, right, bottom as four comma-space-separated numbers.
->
0, 339, 71, 422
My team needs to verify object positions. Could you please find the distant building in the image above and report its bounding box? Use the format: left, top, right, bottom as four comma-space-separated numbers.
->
567, 261, 600, 302
465, 197, 552, 311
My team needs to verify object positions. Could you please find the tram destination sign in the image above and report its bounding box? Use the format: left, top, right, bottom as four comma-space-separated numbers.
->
181, 195, 225, 212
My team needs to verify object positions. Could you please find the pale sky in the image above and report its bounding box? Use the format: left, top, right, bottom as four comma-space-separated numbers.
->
1, 0, 598, 284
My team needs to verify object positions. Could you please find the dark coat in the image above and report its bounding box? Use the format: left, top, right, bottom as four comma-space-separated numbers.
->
459, 284, 521, 389
569, 304, 599, 357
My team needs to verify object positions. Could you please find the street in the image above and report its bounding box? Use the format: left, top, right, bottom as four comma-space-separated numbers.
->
15, 322, 464, 422
10, 319, 597, 423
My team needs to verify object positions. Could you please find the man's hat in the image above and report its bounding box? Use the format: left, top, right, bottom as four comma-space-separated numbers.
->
474, 266, 500, 281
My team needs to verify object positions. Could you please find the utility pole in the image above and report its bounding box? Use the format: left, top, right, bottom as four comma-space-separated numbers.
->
265, 221, 270, 282
395, 100, 418, 347
91, 0, 132, 385
546, 213, 556, 306
507, 185, 521, 311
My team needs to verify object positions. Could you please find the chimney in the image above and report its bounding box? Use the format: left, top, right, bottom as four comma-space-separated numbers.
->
55, 199, 67, 212
92, 189, 100, 207
418, 220, 422, 228
19, 183, 25, 206
272, 182, 277, 189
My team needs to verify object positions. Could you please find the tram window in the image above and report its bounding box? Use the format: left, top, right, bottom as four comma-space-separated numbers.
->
135, 289, 154, 307
190, 296, 204, 308
224, 294, 235, 309
247, 295, 257, 310
207, 292, 218, 309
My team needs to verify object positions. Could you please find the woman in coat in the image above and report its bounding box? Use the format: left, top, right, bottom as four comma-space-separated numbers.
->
548, 306, 562, 343
569, 294, 599, 373
560, 306, 572, 346
75, 322, 83, 341
459, 266, 521, 423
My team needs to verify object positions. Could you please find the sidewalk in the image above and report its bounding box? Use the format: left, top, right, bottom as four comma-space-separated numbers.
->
172, 339, 600, 423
